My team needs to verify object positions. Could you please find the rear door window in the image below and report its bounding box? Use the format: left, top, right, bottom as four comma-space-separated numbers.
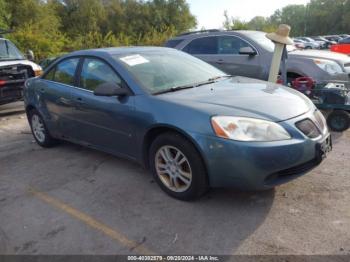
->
79, 58, 122, 91
183, 37, 218, 55
45, 58, 79, 86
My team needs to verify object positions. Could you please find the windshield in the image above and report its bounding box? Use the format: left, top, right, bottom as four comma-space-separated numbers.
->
243, 31, 296, 53
0, 39, 25, 61
115, 51, 226, 94
244, 31, 275, 52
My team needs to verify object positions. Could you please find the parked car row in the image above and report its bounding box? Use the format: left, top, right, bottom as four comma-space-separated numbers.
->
293, 34, 350, 50
324, 34, 350, 43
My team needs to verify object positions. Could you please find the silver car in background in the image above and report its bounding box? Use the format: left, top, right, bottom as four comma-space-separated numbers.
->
296, 37, 324, 49
166, 30, 350, 84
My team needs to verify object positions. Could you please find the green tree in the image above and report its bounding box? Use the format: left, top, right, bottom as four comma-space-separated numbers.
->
4, 0, 67, 60
54, 0, 106, 37
223, 10, 249, 30
270, 5, 307, 36
268, 0, 350, 36
0, 0, 9, 29
306, 0, 346, 35
0, 0, 199, 59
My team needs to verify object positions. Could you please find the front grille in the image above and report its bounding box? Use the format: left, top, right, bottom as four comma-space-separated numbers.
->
264, 157, 320, 186
0, 64, 34, 103
0, 64, 34, 81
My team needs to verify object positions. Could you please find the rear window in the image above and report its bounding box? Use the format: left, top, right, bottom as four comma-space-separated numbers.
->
183, 37, 218, 55
165, 39, 184, 48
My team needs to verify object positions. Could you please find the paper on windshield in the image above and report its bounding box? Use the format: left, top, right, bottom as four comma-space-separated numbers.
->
119, 54, 149, 66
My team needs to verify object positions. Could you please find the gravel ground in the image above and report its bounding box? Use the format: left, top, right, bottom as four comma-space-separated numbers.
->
0, 104, 349, 256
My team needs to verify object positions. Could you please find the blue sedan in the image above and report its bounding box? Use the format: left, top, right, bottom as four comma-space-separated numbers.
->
24, 47, 332, 200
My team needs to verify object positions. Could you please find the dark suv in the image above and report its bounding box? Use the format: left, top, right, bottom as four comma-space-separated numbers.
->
166, 30, 350, 84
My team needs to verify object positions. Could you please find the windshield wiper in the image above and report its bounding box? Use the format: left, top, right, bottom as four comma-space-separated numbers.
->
208, 75, 233, 81
153, 84, 195, 95
153, 79, 219, 95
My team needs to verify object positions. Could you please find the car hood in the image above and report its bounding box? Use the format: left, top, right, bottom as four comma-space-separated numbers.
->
289, 49, 350, 64
157, 77, 313, 122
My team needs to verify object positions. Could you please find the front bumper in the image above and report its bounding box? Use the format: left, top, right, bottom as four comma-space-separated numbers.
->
319, 72, 350, 84
0, 64, 34, 106
0, 82, 24, 105
190, 111, 331, 190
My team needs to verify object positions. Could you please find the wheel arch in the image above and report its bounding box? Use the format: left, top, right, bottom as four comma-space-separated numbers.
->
142, 125, 209, 174
287, 71, 304, 78
25, 104, 36, 117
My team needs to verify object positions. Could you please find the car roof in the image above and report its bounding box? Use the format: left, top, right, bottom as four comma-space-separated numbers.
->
67, 46, 176, 57
169, 30, 264, 40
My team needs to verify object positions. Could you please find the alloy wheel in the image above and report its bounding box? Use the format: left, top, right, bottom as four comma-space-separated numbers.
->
155, 145, 192, 193
31, 114, 46, 143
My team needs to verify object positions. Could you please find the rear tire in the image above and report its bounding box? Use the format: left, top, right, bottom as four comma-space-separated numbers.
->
327, 110, 350, 132
28, 109, 58, 147
149, 132, 208, 201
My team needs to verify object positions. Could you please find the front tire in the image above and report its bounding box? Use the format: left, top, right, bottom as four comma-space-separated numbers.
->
149, 132, 208, 201
327, 110, 350, 132
29, 109, 58, 147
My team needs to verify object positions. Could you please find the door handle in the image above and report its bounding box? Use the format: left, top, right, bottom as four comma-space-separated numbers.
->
75, 97, 86, 109
59, 97, 72, 106
76, 97, 86, 104
216, 59, 224, 64
39, 88, 45, 93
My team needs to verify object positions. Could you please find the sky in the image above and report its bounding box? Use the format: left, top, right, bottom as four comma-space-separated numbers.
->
187, 0, 310, 29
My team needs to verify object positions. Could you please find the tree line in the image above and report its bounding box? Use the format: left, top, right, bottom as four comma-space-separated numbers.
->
0, 0, 348, 60
0, 0, 196, 60
223, 0, 350, 37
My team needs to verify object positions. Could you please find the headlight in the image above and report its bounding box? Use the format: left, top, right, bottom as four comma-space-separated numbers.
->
313, 59, 343, 75
295, 119, 320, 138
211, 116, 291, 142
34, 69, 43, 77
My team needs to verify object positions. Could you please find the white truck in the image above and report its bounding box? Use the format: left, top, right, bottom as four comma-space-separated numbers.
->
0, 37, 42, 105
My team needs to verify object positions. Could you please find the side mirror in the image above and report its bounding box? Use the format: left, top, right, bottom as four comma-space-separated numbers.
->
94, 82, 129, 97
26, 50, 35, 61
239, 47, 257, 56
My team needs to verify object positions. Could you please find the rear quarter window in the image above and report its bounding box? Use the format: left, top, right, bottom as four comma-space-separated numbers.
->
165, 39, 184, 48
